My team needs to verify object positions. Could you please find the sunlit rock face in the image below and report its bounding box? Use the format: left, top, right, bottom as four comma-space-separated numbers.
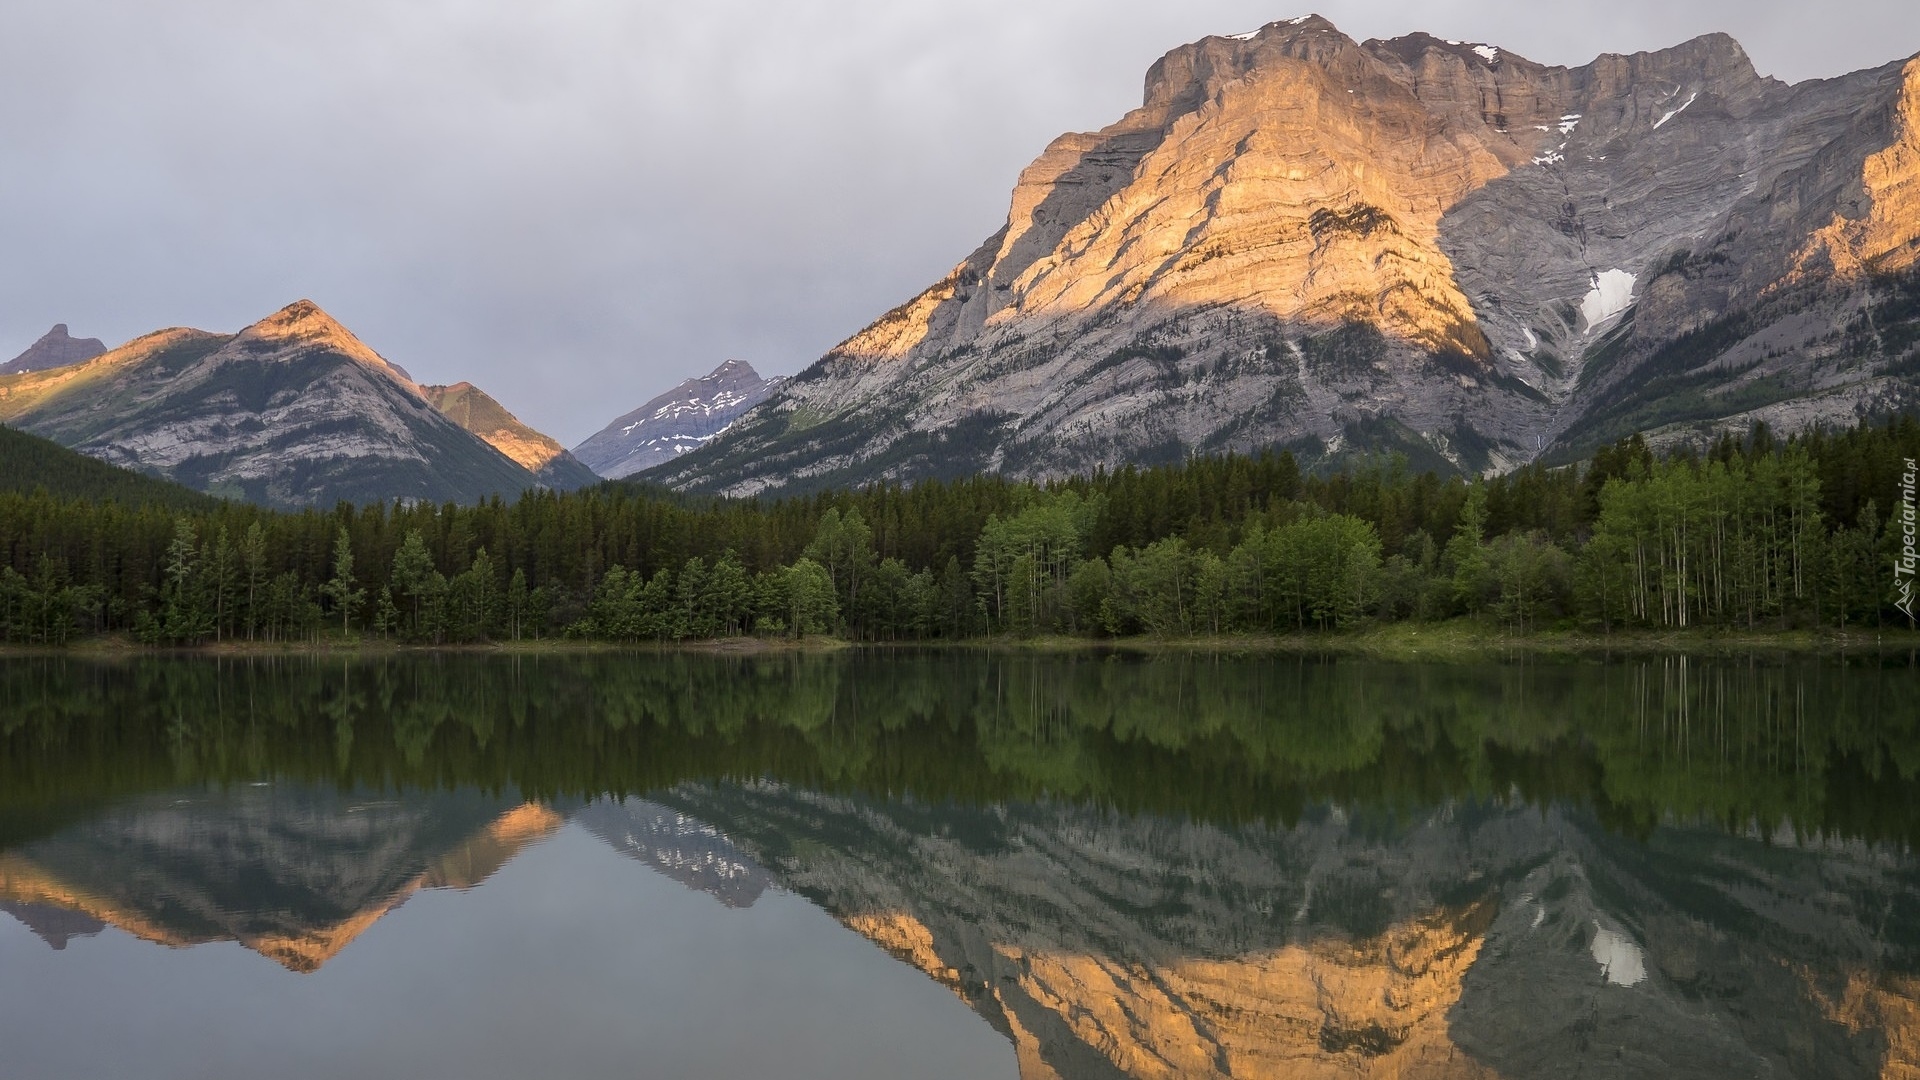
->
653, 782, 1920, 1079
0, 324, 106, 376
572, 359, 785, 480
0, 787, 558, 973
651, 20, 1920, 493
1795, 59, 1920, 283
0, 301, 545, 507
418, 380, 599, 490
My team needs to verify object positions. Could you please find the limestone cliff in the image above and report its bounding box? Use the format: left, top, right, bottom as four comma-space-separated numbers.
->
647, 19, 1920, 493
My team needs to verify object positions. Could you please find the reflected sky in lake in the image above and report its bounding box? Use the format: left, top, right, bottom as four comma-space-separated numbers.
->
0, 794, 1013, 1080
2, 651, 1918, 1078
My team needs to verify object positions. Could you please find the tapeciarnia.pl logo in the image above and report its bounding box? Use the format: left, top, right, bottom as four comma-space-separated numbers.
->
1899, 457, 1918, 623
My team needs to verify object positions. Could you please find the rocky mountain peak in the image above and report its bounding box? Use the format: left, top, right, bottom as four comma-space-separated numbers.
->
230, 300, 422, 389
1145, 14, 1361, 114
571, 359, 787, 480
417, 380, 600, 489
703, 359, 765, 386
1, 323, 107, 376
243, 299, 344, 340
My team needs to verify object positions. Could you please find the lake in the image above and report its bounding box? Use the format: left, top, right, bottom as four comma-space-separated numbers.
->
2, 650, 1917, 1078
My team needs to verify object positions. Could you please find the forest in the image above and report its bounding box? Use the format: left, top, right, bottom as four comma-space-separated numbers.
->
0, 416, 1917, 645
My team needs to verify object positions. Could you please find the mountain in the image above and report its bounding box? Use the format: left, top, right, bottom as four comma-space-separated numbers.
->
0, 785, 559, 973
0, 301, 544, 508
573, 359, 785, 479
655, 780, 1920, 1080
0, 423, 218, 509
647, 19, 1920, 494
572, 798, 772, 908
0, 325, 105, 376
418, 381, 600, 490
0, 901, 106, 950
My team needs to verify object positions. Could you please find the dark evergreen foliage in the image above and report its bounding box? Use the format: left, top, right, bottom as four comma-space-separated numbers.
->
2, 416, 1917, 645
0, 424, 216, 511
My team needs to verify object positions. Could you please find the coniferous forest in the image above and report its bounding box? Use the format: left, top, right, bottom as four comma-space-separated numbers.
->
2, 416, 1917, 646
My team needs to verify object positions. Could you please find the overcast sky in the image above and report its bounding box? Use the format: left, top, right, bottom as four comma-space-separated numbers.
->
2, 1, 1913, 444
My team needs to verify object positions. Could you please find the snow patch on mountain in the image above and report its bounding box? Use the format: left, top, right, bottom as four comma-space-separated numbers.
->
1590, 923, 1648, 986
1654, 92, 1698, 129
1580, 269, 1637, 328
572, 360, 785, 480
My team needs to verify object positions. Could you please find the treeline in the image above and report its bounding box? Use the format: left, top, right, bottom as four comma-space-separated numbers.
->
1, 416, 1917, 644
4, 652, 1916, 843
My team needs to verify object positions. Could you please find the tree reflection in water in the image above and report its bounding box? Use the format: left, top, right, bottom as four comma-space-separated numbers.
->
2, 650, 1917, 1078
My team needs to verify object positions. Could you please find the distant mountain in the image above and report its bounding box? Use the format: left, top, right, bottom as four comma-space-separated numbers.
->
572, 359, 784, 480
648, 20, 1920, 494
0, 301, 544, 508
0, 424, 217, 509
418, 381, 600, 490
573, 797, 772, 908
0, 324, 105, 376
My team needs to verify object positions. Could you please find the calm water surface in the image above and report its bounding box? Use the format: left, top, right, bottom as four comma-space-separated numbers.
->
2, 651, 1918, 1079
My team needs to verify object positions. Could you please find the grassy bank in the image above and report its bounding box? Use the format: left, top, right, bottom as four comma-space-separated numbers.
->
5, 622, 1916, 661
0, 633, 856, 659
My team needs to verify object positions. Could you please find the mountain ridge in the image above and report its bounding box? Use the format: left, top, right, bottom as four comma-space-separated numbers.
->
0, 301, 545, 508
641, 20, 1920, 494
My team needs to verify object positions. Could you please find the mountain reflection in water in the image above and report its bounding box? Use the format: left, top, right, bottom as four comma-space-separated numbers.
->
2, 651, 1918, 1079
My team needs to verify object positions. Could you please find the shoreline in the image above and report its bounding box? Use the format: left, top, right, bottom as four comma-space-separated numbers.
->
3, 623, 1917, 661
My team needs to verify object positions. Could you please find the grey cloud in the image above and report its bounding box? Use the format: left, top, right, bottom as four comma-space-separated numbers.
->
2, 0, 1913, 443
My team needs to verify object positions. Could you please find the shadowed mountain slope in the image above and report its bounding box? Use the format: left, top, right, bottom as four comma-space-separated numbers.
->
0, 423, 217, 509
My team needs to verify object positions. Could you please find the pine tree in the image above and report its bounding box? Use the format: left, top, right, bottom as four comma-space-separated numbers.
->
320, 526, 366, 634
